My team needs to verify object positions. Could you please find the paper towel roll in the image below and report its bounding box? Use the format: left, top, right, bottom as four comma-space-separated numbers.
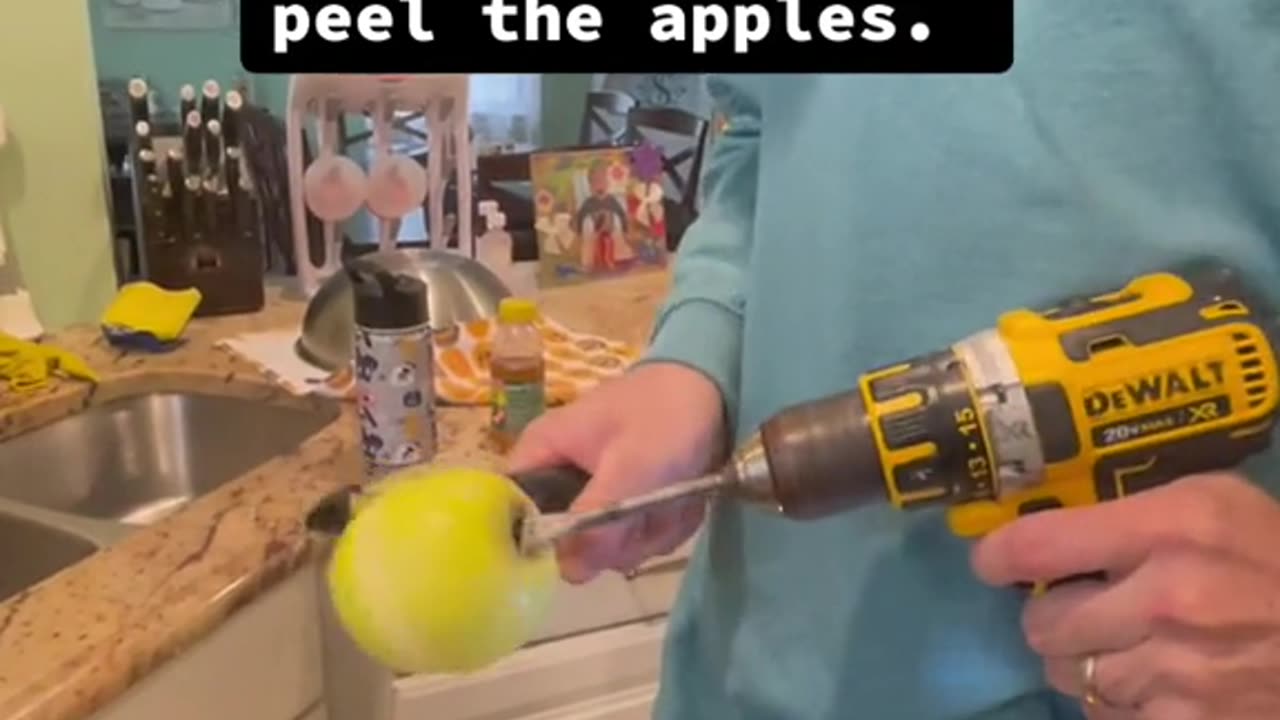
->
0, 223, 43, 339
0, 289, 43, 340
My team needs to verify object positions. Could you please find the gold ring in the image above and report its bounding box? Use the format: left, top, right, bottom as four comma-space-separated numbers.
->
1080, 655, 1100, 706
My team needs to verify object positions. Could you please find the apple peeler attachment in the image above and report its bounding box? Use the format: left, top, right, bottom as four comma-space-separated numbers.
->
516, 470, 730, 555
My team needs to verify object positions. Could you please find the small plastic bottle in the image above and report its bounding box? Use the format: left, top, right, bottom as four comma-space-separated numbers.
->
477, 205, 515, 289
490, 298, 546, 452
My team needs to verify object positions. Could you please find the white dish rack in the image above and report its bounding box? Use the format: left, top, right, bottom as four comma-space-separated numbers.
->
286, 75, 475, 297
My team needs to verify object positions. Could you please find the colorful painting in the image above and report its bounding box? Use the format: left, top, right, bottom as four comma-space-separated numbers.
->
531, 144, 669, 288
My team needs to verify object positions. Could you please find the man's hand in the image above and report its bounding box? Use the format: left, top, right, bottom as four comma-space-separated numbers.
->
971, 473, 1280, 720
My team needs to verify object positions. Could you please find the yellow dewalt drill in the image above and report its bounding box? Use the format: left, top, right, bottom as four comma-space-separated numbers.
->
514, 261, 1280, 549
712, 260, 1280, 538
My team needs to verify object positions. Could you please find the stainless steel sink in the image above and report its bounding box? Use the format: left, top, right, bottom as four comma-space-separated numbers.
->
0, 391, 339, 602
0, 392, 340, 524
0, 506, 100, 602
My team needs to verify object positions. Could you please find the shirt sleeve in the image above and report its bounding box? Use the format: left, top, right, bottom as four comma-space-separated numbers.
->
640, 76, 762, 427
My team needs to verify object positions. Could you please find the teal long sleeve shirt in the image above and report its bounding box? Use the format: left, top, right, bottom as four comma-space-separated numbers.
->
642, 2, 1280, 718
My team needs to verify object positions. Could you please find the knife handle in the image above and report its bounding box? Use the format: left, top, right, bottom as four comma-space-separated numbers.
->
184, 111, 203, 172
223, 90, 243, 149
511, 466, 592, 514
205, 120, 223, 184
201, 80, 222, 126
127, 78, 150, 127
225, 149, 240, 190
179, 84, 198, 124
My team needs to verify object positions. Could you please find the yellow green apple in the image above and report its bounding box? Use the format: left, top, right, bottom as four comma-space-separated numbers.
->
326, 466, 558, 674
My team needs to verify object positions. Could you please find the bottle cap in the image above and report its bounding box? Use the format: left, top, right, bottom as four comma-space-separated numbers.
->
348, 265, 429, 330
498, 298, 538, 325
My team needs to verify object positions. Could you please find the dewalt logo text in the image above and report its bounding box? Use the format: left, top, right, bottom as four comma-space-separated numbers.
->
1084, 360, 1226, 419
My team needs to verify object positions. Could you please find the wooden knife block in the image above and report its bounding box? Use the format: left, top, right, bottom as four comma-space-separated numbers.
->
132, 137, 266, 317
143, 235, 265, 317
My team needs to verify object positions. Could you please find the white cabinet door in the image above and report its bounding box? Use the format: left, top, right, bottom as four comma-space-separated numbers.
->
322, 535, 697, 720
539, 532, 696, 641
319, 553, 689, 720
90, 566, 324, 720
390, 620, 667, 720
534, 572, 648, 643
626, 540, 694, 620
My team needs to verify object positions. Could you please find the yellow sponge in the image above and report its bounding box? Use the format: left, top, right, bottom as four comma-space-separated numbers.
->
101, 282, 202, 348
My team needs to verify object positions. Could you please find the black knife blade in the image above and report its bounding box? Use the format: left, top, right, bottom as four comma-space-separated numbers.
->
205, 120, 234, 241
225, 147, 247, 240
206, 120, 225, 243
134, 121, 156, 178
183, 110, 203, 175
222, 90, 243, 150
204, 119, 223, 191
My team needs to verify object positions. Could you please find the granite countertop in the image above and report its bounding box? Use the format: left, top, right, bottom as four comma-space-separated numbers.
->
0, 271, 670, 720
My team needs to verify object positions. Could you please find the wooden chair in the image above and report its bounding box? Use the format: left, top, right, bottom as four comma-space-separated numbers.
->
578, 91, 638, 146
625, 106, 710, 251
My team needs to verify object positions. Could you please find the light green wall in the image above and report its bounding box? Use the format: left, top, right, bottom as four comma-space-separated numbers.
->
0, 3, 117, 330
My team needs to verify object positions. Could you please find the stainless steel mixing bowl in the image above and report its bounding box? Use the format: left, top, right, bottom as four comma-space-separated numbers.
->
295, 249, 511, 371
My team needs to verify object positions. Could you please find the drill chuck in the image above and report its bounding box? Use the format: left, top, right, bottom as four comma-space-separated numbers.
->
729, 345, 1016, 520
725, 390, 891, 519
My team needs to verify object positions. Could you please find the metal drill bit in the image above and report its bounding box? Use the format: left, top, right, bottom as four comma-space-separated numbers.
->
519, 471, 731, 554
